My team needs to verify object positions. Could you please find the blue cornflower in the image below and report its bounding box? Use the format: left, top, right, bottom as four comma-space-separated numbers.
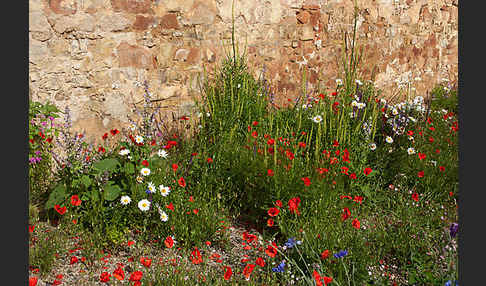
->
449, 223, 459, 238
271, 260, 286, 273
285, 238, 296, 249
333, 250, 348, 258
145, 189, 151, 194
445, 280, 459, 286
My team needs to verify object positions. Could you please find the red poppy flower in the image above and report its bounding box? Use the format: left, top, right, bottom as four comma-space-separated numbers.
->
252, 121, 259, 126
418, 153, 426, 160
418, 171, 424, 178
54, 205, 66, 215
267, 169, 274, 177
251, 131, 258, 138
140, 257, 152, 268
267, 138, 275, 145
407, 130, 414, 136
190, 247, 203, 264
319, 93, 326, 99
108, 267, 122, 281
302, 177, 311, 186
349, 173, 357, 180
29, 276, 39, 286
313, 270, 324, 286
223, 266, 232, 280
172, 163, 178, 172
100, 272, 111, 282
323, 276, 333, 285
207, 158, 213, 163
342, 208, 351, 221
29, 225, 35, 233
166, 203, 174, 211
412, 192, 419, 202
164, 236, 174, 248
127, 240, 135, 246
178, 177, 186, 187
353, 196, 363, 204
70, 195, 81, 206
298, 142, 306, 148
330, 157, 339, 165
110, 129, 120, 136
364, 167, 372, 176
340, 195, 352, 200
255, 257, 265, 267
428, 136, 434, 143
275, 200, 283, 207
341, 166, 349, 175
98, 146, 105, 153
288, 197, 301, 215
129, 271, 143, 281
189, 196, 194, 202
352, 218, 360, 229
320, 249, 329, 260
141, 160, 149, 167
243, 264, 256, 280
317, 167, 329, 174
265, 243, 278, 258
268, 207, 280, 217
70, 256, 79, 264
285, 150, 295, 160
193, 209, 199, 215
267, 219, 274, 227
46, 137, 53, 143
439, 166, 445, 172
342, 148, 350, 162
333, 140, 339, 147
102, 133, 108, 140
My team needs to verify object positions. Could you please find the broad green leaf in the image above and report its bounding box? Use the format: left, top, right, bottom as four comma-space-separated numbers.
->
45, 184, 66, 209
125, 162, 135, 175
91, 189, 100, 202
93, 158, 119, 172
103, 184, 121, 201
80, 175, 92, 188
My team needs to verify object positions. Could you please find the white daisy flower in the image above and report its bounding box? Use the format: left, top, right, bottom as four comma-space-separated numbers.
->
369, 143, 377, 151
158, 149, 168, 158
140, 167, 151, 176
351, 100, 358, 107
357, 102, 366, 109
392, 108, 398, 116
407, 147, 415, 155
356, 79, 363, 85
336, 78, 343, 85
120, 195, 131, 205
385, 136, 393, 144
206, 112, 211, 117
119, 149, 130, 156
138, 199, 151, 211
159, 210, 168, 222
408, 136, 414, 141
311, 115, 322, 123
159, 185, 170, 197
237, 83, 241, 88
129, 123, 137, 131
135, 135, 144, 144
147, 182, 156, 193
136, 176, 144, 184
380, 98, 387, 105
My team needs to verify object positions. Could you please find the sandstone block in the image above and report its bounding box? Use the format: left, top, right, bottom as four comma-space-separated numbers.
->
133, 15, 155, 30
48, 0, 77, 15
300, 25, 314, 41
117, 42, 155, 70
188, 1, 218, 25
160, 13, 179, 29
110, 0, 152, 14
174, 49, 190, 62
98, 13, 131, 32
296, 11, 310, 24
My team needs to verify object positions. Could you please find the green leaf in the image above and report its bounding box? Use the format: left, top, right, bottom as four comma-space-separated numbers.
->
91, 189, 100, 202
80, 175, 92, 188
45, 184, 66, 209
103, 184, 121, 201
125, 162, 135, 175
93, 158, 120, 172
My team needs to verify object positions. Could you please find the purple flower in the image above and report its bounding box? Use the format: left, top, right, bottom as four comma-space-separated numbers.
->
449, 223, 458, 238
334, 250, 348, 258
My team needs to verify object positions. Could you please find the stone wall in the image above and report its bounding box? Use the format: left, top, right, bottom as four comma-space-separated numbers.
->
29, 0, 458, 141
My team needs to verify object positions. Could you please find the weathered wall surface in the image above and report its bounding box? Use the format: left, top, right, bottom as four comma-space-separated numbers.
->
29, 0, 458, 141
